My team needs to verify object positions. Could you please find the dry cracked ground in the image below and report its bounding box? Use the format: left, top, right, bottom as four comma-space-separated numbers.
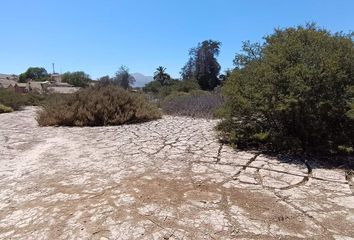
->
0, 107, 353, 240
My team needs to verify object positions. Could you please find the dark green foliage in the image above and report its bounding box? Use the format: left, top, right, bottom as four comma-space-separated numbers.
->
162, 90, 224, 118
113, 66, 135, 89
96, 67, 136, 89
181, 57, 195, 81
97, 75, 113, 87
19, 67, 49, 82
154, 66, 171, 86
219, 24, 354, 154
143, 78, 200, 99
181, 40, 221, 90
37, 86, 161, 126
61, 71, 91, 87
158, 79, 200, 99
143, 80, 163, 94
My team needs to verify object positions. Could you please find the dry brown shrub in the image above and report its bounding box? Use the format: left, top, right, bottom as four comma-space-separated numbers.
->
37, 86, 161, 126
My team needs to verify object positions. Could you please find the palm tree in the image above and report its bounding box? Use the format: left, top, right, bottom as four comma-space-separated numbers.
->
153, 66, 171, 86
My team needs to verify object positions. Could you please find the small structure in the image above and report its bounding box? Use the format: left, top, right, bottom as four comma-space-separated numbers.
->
89, 80, 97, 87
14, 83, 28, 93
6, 84, 14, 92
0, 78, 18, 89
51, 73, 61, 83
50, 63, 61, 83
28, 81, 46, 93
1, 70, 80, 94
47, 86, 80, 94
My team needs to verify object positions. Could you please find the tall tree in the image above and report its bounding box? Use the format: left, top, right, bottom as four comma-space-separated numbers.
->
233, 40, 263, 68
180, 57, 195, 80
97, 75, 113, 87
19, 67, 49, 82
113, 66, 135, 89
61, 71, 91, 87
181, 40, 221, 90
153, 66, 171, 86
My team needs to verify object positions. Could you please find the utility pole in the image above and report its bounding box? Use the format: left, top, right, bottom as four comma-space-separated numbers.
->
52, 63, 55, 74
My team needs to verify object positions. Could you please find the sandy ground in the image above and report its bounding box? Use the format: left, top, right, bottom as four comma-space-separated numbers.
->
0, 107, 353, 240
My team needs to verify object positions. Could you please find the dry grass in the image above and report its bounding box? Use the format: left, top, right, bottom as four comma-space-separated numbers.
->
37, 86, 161, 126
162, 90, 224, 118
0, 103, 13, 113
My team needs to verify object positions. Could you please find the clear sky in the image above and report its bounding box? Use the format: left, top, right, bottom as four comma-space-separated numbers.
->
0, 0, 353, 79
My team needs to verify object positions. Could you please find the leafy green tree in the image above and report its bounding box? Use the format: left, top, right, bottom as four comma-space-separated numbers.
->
143, 77, 200, 100
19, 67, 49, 82
180, 57, 195, 80
143, 81, 162, 94
154, 66, 171, 86
61, 71, 91, 87
233, 40, 263, 68
113, 66, 135, 89
219, 70, 231, 84
181, 40, 221, 90
219, 24, 354, 154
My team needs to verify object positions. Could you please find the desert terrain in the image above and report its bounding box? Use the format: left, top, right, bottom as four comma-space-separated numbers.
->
0, 107, 353, 239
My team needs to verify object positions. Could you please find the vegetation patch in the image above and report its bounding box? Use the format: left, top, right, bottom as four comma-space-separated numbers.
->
0, 103, 13, 113
37, 86, 161, 126
19, 67, 49, 82
162, 90, 224, 118
218, 24, 354, 154
0, 88, 48, 110
144, 78, 200, 99
61, 71, 91, 87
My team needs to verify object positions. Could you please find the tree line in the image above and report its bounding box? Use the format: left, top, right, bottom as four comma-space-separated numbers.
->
18, 39, 223, 91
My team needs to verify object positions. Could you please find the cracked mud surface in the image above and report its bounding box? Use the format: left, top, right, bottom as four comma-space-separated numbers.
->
0, 107, 353, 240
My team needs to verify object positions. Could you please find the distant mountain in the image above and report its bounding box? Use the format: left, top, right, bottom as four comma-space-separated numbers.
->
131, 73, 153, 87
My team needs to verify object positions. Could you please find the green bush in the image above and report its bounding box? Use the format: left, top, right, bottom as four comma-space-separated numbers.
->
218, 24, 354, 154
0, 89, 47, 110
0, 103, 13, 113
19, 67, 49, 82
37, 86, 162, 126
61, 71, 91, 87
144, 79, 200, 99
143, 80, 163, 95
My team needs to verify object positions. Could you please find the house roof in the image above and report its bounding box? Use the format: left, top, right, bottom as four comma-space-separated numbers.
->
16, 83, 27, 88
54, 82, 73, 87
48, 86, 80, 94
29, 81, 44, 91
0, 79, 17, 88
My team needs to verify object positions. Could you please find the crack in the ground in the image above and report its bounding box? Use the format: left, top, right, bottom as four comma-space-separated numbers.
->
254, 158, 312, 191
1, 108, 353, 239
345, 170, 354, 195
214, 143, 223, 163
271, 190, 333, 238
180, 158, 348, 185
231, 153, 260, 180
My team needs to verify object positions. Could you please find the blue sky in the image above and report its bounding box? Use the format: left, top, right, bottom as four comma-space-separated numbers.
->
0, 0, 353, 79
